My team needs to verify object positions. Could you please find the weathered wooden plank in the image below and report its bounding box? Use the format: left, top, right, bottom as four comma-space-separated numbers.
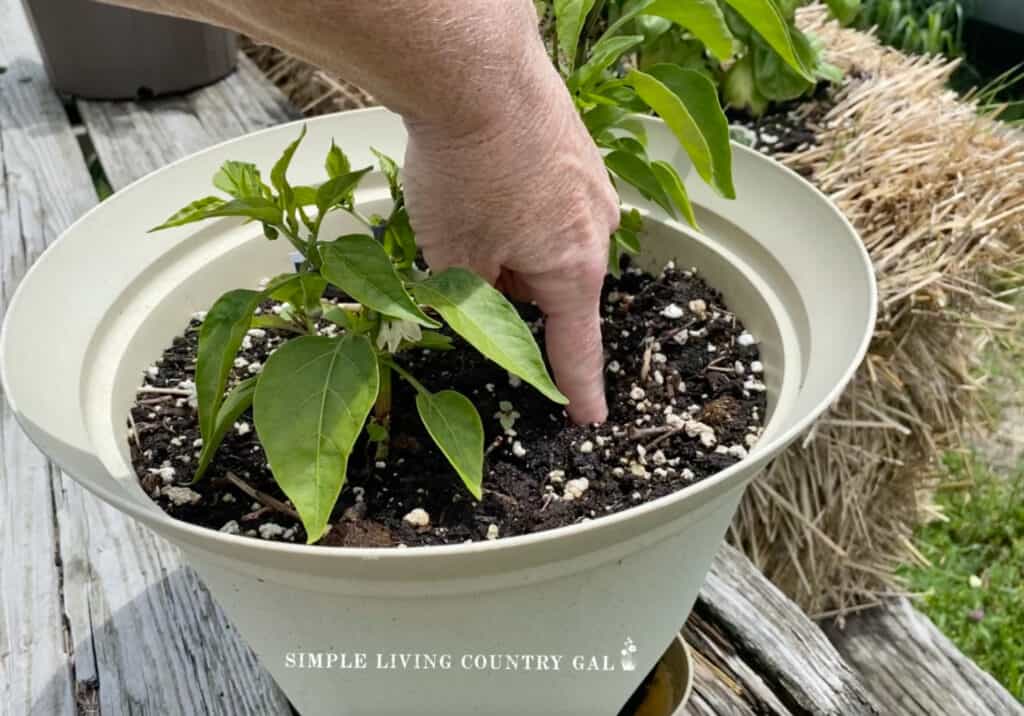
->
684, 544, 880, 715
0, 0, 102, 713
78, 54, 300, 188
51, 48, 299, 716
826, 599, 1024, 716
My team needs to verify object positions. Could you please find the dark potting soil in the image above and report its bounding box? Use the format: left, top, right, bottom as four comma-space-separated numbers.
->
130, 262, 766, 547
727, 81, 840, 162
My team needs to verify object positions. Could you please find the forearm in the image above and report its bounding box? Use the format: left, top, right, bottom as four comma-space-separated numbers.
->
103, 0, 549, 133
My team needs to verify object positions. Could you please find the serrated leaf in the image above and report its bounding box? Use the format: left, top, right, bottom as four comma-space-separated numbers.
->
191, 377, 257, 484
604, 150, 677, 217
319, 235, 438, 328
571, 34, 644, 91
371, 148, 401, 200
628, 65, 735, 198
315, 167, 372, 215
413, 268, 567, 404
651, 160, 698, 228
149, 196, 282, 231
325, 140, 351, 179
644, 0, 735, 61
254, 334, 379, 543
554, 0, 597, 73
721, 0, 814, 80
213, 161, 266, 199
415, 389, 484, 499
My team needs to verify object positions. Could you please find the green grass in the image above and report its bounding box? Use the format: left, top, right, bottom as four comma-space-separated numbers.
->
902, 453, 1024, 701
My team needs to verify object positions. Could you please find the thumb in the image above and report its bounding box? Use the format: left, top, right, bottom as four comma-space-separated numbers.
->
520, 260, 608, 424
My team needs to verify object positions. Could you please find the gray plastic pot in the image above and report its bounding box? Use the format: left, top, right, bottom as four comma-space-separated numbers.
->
0, 108, 876, 715
23, 0, 237, 99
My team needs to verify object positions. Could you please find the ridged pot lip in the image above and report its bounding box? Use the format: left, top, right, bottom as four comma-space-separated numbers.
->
0, 107, 877, 563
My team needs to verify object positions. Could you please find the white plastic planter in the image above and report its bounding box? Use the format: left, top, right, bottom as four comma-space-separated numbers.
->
0, 108, 875, 716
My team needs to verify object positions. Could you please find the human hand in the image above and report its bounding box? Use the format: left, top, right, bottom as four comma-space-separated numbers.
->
402, 51, 619, 424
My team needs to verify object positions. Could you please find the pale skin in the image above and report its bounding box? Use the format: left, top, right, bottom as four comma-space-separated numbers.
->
104, 0, 619, 423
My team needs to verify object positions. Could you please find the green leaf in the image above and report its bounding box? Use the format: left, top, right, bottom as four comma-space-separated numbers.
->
195, 289, 262, 441
554, 0, 597, 73
271, 125, 307, 227
251, 314, 305, 333
315, 167, 372, 215
271, 272, 327, 316
371, 148, 401, 200
597, 0, 656, 44
415, 389, 484, 499
254, 334, 379, 543
213, 161, 265, 199
292, 186, 319, 207
383, 207, 418, 268
608, 238, 623, 277
319, 235, 438, 328
325, 140, 351, 179
644, 0, 735, 60
651, 160, 698, 228
825, 0, 860, 25
722, 52, 769, 115
614, 228, 641, 254
582, 105, 628, 136
628, 65, 735, 198
413, 268, 567, 405
403, 330, 454, 352
571, 35, 644, 91
191, 377, 257, 484
604, 150, 676, 217
720, 0, 814, 81
149, 196, 282, 231
621, 207, 644, 232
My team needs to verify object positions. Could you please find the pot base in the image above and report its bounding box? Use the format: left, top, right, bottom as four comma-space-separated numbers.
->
620, 636, 693, 716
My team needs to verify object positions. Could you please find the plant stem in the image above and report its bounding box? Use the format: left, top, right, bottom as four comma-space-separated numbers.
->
383, 358, 429, 395
373, 360, 392, 460
223, 471, 300, 521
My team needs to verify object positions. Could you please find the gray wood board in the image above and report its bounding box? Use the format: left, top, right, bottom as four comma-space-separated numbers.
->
826, 599, 1024, 716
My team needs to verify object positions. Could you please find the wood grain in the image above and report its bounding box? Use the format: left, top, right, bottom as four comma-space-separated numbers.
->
684, 544, 881, 715
1, 0, 102, 712
826, 599, 1024, 716
78, 54, 300, 188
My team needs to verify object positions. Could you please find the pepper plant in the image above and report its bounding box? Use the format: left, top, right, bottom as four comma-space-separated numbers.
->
545, 0, 819, 273
149, 3, 814, 543
151, 130, 567, 542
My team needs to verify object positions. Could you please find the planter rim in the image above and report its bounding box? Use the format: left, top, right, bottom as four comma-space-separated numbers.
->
0, 107, 877, 562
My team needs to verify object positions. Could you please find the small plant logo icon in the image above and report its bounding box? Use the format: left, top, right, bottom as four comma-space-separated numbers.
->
620, 637, 638, 671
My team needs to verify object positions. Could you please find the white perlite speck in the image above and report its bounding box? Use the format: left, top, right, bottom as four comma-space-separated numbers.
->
235, 421, 252, 436
145, 365, 160, 377
508, 373, 522, 388
562, 478, 590, 501
737, 332, 757, 347
660, 303, 684, 319
688, 299, 707, 317
607, 360, 621, 373
512, 441, 527, 457
148, 465, 177, 484
629, 386, 645, 401
247, 328, 267, 340
247, 362, 263, 375
403, 508, 431, 528
222, 493, 237, 504
163, 486, 201, 507
219, 520, 241, 535
578, 440, 594, 454
548, 469, 566, 483
233, 356, 249, 369
258, 522, 287, 540
743, 378, 767, 393
750, 360, 764, 373
486, 524, 500, 541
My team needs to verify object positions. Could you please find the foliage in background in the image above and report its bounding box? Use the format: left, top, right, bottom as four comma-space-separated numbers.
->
855, 0, 968, 57
542, 0, 859, 117
902, 453, 1024, 701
